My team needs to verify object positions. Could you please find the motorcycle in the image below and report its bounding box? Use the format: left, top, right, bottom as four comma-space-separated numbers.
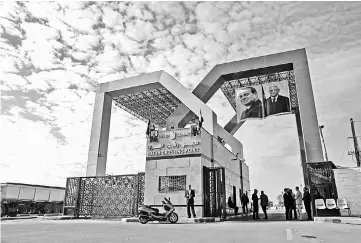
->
138, 197, 178, 224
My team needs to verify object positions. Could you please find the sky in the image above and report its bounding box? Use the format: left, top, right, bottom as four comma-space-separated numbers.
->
1, 1, 361, 202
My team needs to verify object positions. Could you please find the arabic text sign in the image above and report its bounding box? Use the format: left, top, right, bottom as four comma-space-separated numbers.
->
146, 128, 202, 157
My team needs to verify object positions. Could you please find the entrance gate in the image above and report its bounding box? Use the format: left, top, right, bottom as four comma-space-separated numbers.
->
203, 166, 226, 219
306, 162, 339, 216
63, 173, 145, 218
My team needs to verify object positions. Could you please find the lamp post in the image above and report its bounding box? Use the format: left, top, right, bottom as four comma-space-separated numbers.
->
319, 125, 329, 161
232, 153, 244, 195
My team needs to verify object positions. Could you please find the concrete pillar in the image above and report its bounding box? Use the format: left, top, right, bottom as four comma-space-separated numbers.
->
293, 59, 324, 163
86, 89, 112, 176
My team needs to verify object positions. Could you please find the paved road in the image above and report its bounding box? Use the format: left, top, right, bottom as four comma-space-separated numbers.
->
1, 214, 360, 243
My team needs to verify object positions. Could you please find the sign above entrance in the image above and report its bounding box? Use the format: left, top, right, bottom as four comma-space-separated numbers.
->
146, 127, 201, 157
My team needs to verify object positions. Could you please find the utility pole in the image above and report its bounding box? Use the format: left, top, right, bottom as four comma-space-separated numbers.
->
319, 125, 329, 161
350, 118, 361, 167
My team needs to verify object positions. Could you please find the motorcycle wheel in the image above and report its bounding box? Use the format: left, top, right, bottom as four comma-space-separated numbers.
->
168, 212, 178, 223
139, 216, 148, 224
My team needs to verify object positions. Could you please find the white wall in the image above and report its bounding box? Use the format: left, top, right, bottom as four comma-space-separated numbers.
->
212, 136, 249, 207
333, 167, 361, 216
144, 157, 203, 218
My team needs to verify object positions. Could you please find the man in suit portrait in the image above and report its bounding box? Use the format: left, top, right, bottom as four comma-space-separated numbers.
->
265, 84, 290, 116
238, 86, 263, 120
185, 184, 196, 218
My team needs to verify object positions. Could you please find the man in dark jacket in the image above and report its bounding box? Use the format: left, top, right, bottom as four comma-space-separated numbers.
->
252, 189, 260, 219
241, 193, 249, 214
289, 189, 297, 220
185, 184, 196, 218
283, 188, 291, 220
265, 84, 290, 116
260, 191, 269, 219
228, 196, 239, 215
302, 187, 312, 220
238, 87, 264, 120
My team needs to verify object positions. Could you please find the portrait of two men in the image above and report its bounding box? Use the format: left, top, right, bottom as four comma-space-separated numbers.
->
235, 80, 291, 122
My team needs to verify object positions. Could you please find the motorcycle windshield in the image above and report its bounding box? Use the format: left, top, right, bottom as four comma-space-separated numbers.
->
164, 197, 173, 205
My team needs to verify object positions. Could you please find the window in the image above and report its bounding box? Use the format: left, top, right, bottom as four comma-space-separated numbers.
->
158, 175, 187, 193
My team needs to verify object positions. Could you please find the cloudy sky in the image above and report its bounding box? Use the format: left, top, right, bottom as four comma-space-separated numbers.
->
1, 1, 361, 201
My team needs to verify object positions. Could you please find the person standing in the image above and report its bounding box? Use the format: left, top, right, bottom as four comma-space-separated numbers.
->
241, 193, 249, 214
260, 191, 269, 219
252, 189, 260, 219
185, 184, 196, 218
290, 189, 297, 220
295, 187, 303, 220
283, 188, 291, 220
227, 196, 239, 215
302, 187, 312, 220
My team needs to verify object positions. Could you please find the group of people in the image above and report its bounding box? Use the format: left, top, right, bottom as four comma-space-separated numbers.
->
185, 184, 313, 221
251, 189, 269, 219
240, 187, 313, 221
283, 186, 312, 221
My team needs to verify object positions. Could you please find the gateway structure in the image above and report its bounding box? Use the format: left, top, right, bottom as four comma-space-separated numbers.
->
76, 48, 330, 218
86, 70, 249, 218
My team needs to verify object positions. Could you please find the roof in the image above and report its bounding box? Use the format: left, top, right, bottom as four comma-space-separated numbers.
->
1, 182, 65, 190
113, 87, 182, 127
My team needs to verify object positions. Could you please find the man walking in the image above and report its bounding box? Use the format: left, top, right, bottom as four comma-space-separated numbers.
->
252, 189, 260, 219
185, 184, 196, 218
241, 192, 249, 214
295, 187, 303, 220
302, 187, 312, 220
260, 191, 269, 219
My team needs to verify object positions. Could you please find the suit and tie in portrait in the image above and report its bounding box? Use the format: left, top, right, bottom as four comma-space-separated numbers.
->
237, 86, 264, 121
265, 84, 290, 116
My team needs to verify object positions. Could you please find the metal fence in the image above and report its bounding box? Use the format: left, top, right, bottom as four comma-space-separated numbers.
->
63, 173, 145, 218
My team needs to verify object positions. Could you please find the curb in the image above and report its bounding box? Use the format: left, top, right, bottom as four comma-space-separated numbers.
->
1, 216, 39, 221
42, 216, 92, 220
121, 217, 220, 224
1, 215, 93, 221
314, 217, 361, 225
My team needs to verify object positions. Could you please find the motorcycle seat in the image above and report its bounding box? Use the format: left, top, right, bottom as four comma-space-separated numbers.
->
145, 205, 159, 213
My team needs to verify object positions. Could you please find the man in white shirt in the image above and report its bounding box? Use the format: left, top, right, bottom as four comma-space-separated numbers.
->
295, 186, 303, 220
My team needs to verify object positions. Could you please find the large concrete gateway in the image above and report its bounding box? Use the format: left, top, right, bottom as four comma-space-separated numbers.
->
67, 48, 328, 219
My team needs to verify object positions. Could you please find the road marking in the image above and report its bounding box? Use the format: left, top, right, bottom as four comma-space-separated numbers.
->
286, 229, 293, 241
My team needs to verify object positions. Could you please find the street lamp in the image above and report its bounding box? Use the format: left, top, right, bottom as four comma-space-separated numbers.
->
319, 125, 329, 161
232, 153, 244, 195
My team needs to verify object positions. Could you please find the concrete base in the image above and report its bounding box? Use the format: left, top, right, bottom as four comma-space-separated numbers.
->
1, 216, 39, 221
314, 217, 361, 225
121, 217, 220, 223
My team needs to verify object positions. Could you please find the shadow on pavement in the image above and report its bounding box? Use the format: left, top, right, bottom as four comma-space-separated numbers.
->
226, 212, 308, 223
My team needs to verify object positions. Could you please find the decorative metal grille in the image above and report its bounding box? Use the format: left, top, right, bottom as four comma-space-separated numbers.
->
307, 163, 333, 184
65, 173, 145, 218
221, 70, 298, 112
64, 177, 80, 207
113, 88, 182, 127
158, 175, 187, 193
137, 172, 145, 206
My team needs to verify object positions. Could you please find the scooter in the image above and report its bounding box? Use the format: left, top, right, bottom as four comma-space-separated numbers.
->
138, 197, 178, 224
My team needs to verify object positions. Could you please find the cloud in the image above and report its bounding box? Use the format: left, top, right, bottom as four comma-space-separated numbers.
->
1, 1, 361, 201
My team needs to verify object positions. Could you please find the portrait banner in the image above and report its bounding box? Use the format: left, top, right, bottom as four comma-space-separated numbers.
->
262, 80, 291, 118
235, 85, 265, 123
